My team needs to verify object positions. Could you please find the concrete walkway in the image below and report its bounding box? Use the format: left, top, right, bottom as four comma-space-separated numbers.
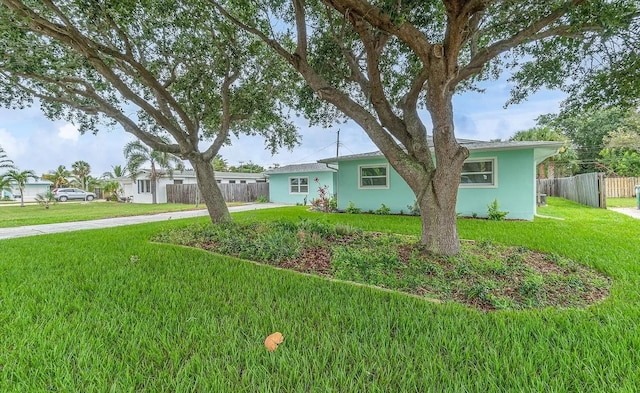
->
0, 203, 287, 240
609, 207, 640, 219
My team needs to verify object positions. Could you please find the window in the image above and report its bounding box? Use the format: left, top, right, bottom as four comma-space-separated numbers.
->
173, 179, 183, 185
137, 180, 151, 193
289, 177, 309, 193
240, 180, 247, 184
229, 180, 236, 184
359, 165, 388, 188
216, 180, 221, 183
460, 158, 496, 187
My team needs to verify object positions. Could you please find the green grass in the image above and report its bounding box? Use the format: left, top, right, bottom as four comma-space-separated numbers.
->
0, 202, 211, 228
1, 197, 639, 391
607, 197, 638, 208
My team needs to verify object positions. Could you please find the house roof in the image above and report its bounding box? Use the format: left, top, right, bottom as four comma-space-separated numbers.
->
318, 140, 564, 163
8, 180, 53, 186
264, 163, 337, 174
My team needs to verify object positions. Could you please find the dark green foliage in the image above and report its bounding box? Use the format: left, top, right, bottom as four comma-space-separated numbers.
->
487, 199, 508, 221
538, 108, 640, 173
345, 201, 361, 214
374, 203, 391, 215
406, 201, 420, 216
154, 216, 609, 311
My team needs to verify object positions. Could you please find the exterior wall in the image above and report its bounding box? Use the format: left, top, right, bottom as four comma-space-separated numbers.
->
9, 184, 51, 202
336, 149, 537, 220
268, 171, 336, 205
457, 150, 535, 220
336, 158, 413, 213
120, 177, 198, 203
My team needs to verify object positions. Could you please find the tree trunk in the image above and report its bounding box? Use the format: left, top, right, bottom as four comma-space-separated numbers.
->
189, 155, 231, 223
537, 163, 546, 179
420, 71, 468, 255
151, 178, 157, 204
417, 172, 462, 255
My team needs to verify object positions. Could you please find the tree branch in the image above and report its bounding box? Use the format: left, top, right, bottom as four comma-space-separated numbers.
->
322, 0, 432, 65
6, 71, 180, 153
454, 0, 587, 84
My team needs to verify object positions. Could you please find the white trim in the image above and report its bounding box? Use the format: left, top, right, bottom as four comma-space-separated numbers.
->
459, 157, 498, 188
358, 164, 390, 189
289, 176, 309, 194
137, 179, 152, 194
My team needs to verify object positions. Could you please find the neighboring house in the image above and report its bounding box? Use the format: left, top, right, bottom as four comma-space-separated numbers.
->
6, 180, 53, 202
316, 139, 563, 220
265, 163, 337, 205
116, 169, 268, 204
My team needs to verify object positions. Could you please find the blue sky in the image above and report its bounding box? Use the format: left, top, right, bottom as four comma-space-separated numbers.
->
0, 80, 565, 177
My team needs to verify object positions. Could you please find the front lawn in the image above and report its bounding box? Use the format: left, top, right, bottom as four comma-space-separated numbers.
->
607, 197, 637, 208
0, 202, 213, 228
0, 198, 639, 391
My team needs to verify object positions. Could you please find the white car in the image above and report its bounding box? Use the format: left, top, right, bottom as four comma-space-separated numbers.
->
52, 188, 96, 202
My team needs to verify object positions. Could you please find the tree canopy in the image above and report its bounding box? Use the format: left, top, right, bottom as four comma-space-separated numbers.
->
0, 144, 14, 170
216, 0, 640, 255
0, 0, 300, 222
538, 108, 640, 174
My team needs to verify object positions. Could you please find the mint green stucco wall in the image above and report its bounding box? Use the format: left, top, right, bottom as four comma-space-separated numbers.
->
268, 171, 336, 205
335, 149, 536, 220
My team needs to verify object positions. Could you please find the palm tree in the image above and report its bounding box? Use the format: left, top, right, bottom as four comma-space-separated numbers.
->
84, 175, 102, 196
101, 164, 128, 180
0, 145, 15, 170
3, 169, 37, 207
42, 165, 71, 188
71, 160, 91, 190
124, 140, 183, 204
212, 155, 229, 172
102, 180, 123, 201
34, 190, 56, 209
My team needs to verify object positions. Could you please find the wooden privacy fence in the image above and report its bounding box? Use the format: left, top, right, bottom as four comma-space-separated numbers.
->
537, 172, 606, 208
166, 183, 269, 204
606, 177, 640, 198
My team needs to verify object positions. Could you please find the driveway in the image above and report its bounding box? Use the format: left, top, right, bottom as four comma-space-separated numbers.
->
609, 207, 640, 219
0, 203, 287, 240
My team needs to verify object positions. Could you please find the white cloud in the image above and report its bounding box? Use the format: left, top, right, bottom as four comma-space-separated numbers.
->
57, 123, 79, 142
0, 128, 24, 158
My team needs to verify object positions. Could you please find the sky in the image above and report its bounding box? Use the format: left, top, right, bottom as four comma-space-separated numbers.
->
0, 79, 566, 178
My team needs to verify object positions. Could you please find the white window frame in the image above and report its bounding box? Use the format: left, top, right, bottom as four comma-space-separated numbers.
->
137, 179, 151, 193
459, 157, 497, 188
289, 176, 309, 194
358, 164, 389, 189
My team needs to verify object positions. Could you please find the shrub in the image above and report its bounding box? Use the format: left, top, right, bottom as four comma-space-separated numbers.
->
374, 203, 391, 215
487, 199, 508, 221
310, 178, 335, 213
345, 201, 361, 214
34, 191, 56, 209
406, 201, 420, 216
256, 195, 268, 203
334, 223, 362, 236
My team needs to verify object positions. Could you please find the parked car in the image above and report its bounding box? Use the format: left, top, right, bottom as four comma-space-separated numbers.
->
52, 188, 96, 202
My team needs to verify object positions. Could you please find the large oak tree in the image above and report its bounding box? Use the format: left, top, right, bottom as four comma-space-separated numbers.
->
0, 0, 298, 223
216, 0, 639, 254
